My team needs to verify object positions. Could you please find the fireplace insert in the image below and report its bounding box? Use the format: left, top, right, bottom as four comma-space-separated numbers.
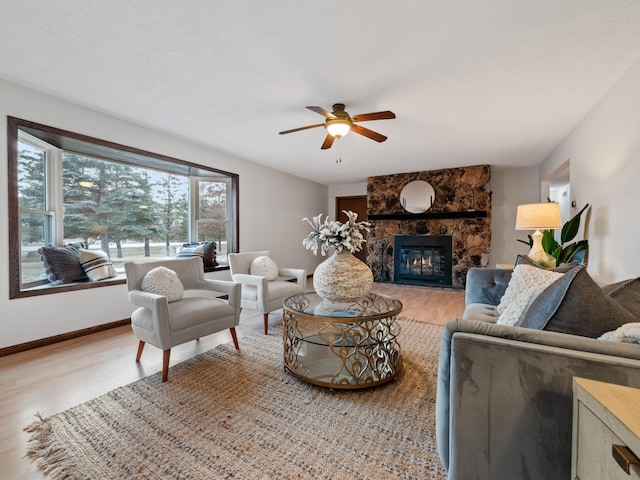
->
393, 235, 453, 286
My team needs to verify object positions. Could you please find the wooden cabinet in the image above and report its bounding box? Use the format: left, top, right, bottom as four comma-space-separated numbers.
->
572, 377, 640, 479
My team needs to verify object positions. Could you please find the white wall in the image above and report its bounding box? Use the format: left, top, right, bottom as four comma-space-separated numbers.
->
540, 57, 640, 284
327, 182, 367, 219
0, 80, 326, 349
489, 165, 541, 266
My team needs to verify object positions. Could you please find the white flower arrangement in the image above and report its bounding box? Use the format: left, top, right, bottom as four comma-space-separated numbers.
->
302, 210, 371, 255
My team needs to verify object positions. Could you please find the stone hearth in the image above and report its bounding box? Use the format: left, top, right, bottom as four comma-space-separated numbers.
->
365, 165, 491, 289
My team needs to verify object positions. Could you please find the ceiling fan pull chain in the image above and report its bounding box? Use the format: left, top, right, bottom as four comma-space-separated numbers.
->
336, 137, 342, 163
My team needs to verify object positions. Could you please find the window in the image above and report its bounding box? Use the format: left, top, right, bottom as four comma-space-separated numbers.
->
193, 178, 233, 256
8, 117, 239, 299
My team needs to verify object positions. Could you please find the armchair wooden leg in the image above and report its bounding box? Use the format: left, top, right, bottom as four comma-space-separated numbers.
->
263, 313, 269, 335
135, 341, 145, 362
162, 349, 171, 383
230, 327, 239, 349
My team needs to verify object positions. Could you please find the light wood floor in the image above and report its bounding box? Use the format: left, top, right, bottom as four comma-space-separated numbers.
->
0, 283, 464, 480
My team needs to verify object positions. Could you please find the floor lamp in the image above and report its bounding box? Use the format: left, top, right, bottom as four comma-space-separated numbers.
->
515, 202, 563, 265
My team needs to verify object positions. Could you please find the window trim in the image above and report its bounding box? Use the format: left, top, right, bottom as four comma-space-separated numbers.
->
8, 116, 240, 299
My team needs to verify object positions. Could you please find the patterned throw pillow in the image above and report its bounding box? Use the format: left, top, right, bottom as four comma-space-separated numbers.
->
177, 242, 218, 268
176, 244, 204, 261
496, 264, 563, 326
79, 249, 117, 281
250, 256, 279, 281
141, 267, 184, 303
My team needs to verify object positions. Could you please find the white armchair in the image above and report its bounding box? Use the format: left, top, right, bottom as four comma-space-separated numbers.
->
124, 257, 241, 382
228, 251, 306, 334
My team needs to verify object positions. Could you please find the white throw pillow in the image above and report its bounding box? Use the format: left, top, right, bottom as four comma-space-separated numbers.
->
79, 249, 117, 281
599, 322, 640, 343
141, 266, 184, 302
250, 256, 279, 281
497, 264, 563, 326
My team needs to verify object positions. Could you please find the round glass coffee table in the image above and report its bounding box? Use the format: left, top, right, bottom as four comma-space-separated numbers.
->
282, 292, 403, 389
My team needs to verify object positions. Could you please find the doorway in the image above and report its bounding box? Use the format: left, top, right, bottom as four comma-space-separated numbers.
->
335, 195, 368, 263
544, 160, 571, 244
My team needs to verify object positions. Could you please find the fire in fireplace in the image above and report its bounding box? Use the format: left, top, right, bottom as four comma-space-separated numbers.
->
393, 235, 453, 287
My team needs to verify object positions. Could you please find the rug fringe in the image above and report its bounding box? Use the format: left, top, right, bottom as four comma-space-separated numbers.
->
24, 413, 77, 480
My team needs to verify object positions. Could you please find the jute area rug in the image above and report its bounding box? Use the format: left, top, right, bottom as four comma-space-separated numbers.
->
25, 319, 447, 480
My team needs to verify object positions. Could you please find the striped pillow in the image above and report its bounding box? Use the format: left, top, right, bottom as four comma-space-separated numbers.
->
79, 249, 117, 281
176, 244, 204, 261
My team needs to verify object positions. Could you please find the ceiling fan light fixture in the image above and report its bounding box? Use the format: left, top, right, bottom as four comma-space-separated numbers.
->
279, 103, 394, 149
325, 119, 352, 138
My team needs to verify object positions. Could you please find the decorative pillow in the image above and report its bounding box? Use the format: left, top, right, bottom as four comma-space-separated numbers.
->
250, 256, 279, 281
516, 266, 637, 338
177, 242, 218, 269
176, 244, 204, 261
141, 267, 184, 302
496, 264, 563, 326
516, 254, 581, 273
599, 323, 640, 344
602, 278, 640, 319
201, 241, 218, 268
38, 245, 88, 284
79, 249, 117, 281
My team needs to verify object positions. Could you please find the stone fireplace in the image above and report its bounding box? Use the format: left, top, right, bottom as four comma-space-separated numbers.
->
366, 165, 491, 289
393, 235, 453, 286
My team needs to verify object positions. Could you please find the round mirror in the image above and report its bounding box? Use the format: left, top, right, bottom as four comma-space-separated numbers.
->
400, 180, 435, 213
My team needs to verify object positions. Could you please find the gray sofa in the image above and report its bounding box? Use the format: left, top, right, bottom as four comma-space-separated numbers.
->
436, 267, 640, 480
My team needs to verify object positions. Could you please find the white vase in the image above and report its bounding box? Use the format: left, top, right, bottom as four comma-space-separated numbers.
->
313, 250, 374, 302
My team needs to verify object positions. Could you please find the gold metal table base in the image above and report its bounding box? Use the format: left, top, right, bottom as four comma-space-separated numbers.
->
282, 293, 402, 390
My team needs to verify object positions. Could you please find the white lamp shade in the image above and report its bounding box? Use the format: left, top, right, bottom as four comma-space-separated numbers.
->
515, 203, 563, 230
325, 120, 351, 137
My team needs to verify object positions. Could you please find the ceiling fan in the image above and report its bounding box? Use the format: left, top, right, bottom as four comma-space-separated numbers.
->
279, 103, 395, 150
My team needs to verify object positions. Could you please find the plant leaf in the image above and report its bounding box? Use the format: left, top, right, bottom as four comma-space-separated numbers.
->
559, 240, 588, 264
542, 230, 559, 254
561, 203, 589, 244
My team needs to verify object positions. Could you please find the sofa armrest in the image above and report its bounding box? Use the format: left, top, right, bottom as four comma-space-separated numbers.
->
128, 289, 166, 310
127, 289, 172, 348
436, 318, 640, 480
278, 267, 307, 287
465, 268, 513, 306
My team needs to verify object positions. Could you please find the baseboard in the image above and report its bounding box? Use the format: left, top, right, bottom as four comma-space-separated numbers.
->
0, 318, 131, 357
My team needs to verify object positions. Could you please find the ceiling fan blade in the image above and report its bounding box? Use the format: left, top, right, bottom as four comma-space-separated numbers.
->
350, 111, 396, 122
320, 134, 335, 150
306, 106, 335, 119
352, 124, 388, 142
279, 123, 324, 135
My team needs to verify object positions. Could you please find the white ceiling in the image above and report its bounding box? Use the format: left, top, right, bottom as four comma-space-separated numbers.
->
2, 1, 640, 186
